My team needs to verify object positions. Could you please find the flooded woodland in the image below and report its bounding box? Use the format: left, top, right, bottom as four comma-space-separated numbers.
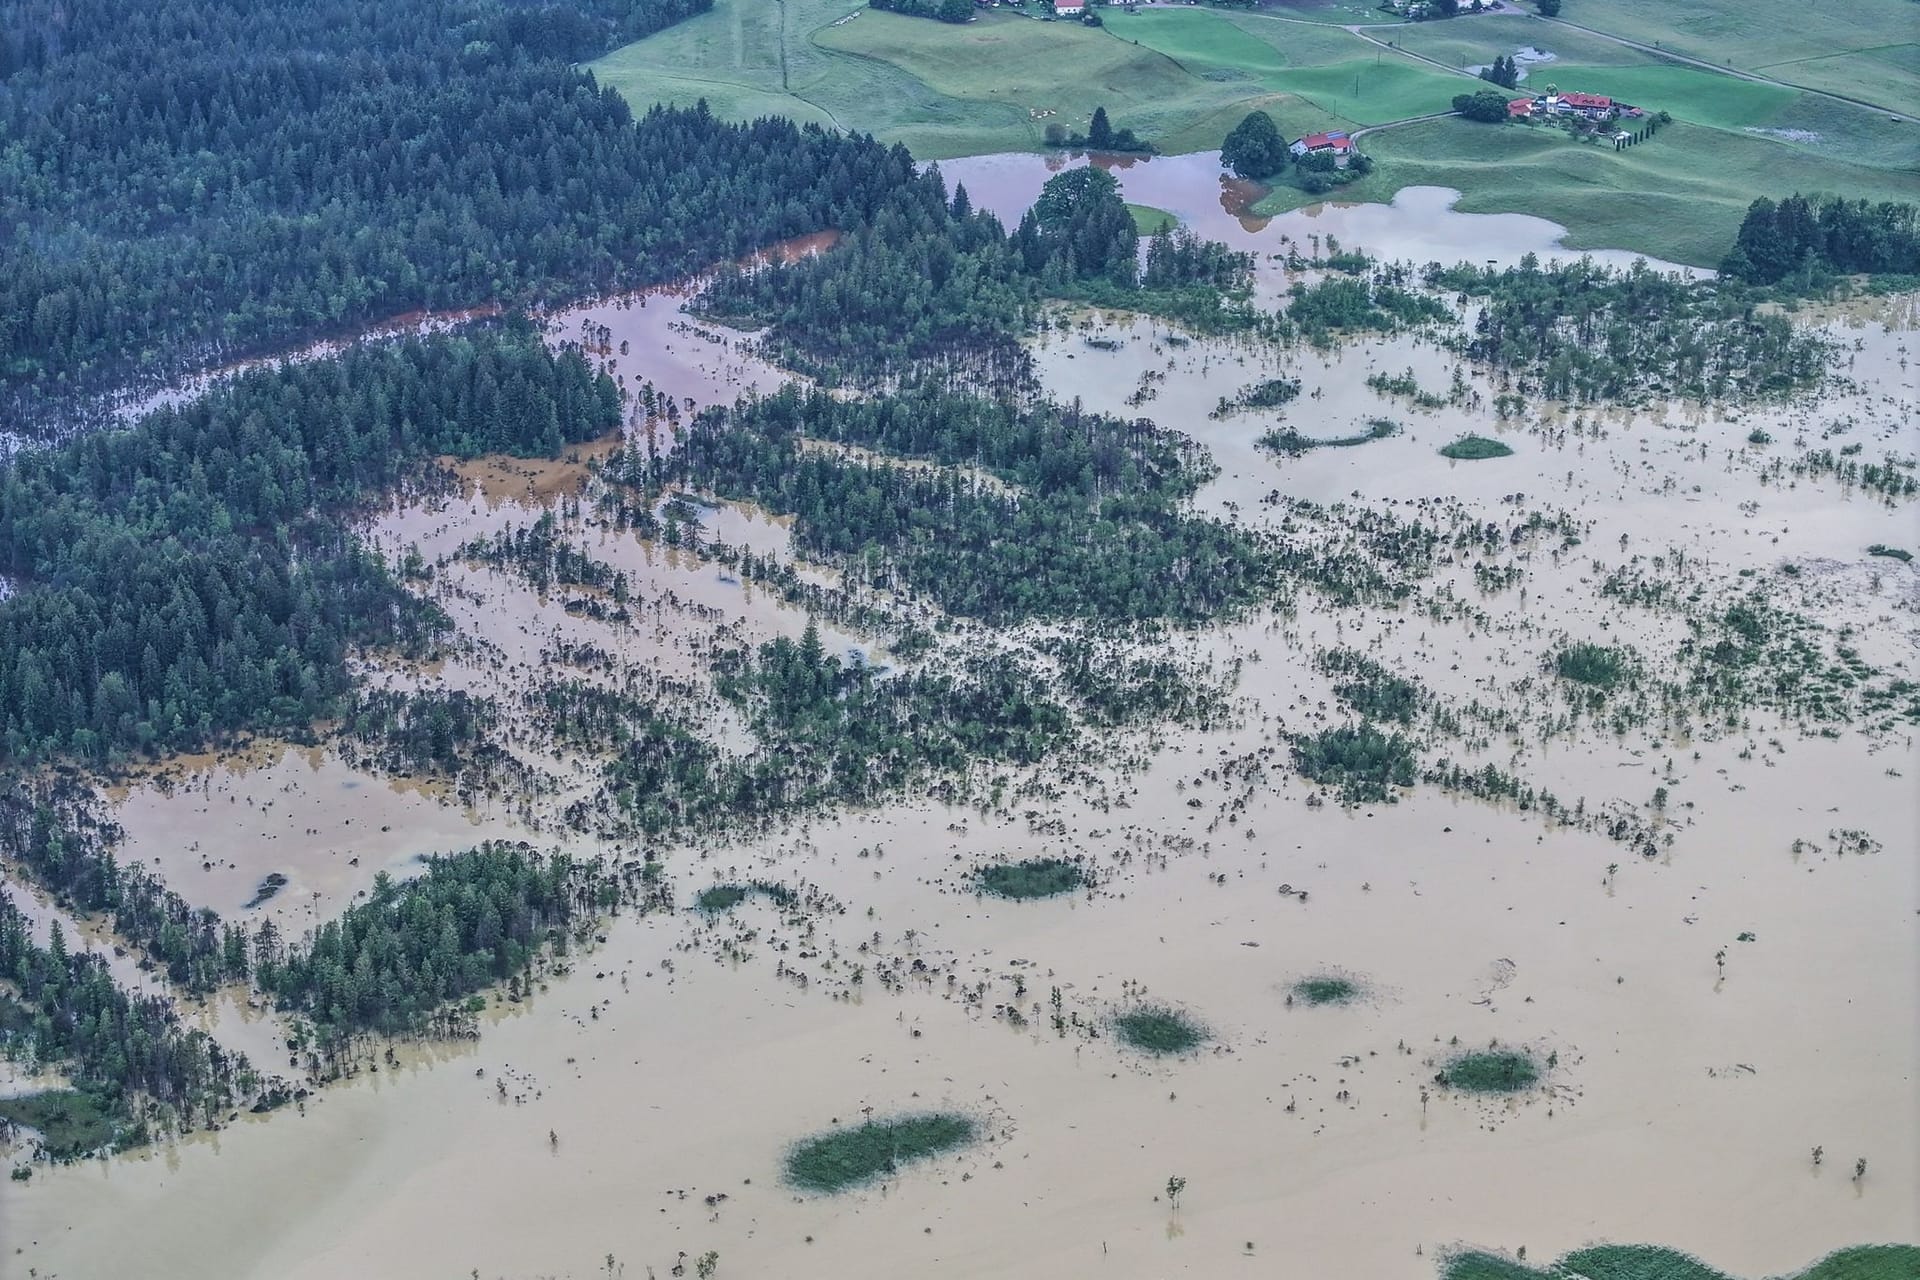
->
3, 157, 1916, 1280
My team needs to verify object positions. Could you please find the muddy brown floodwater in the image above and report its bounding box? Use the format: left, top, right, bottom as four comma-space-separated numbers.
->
3, 217, 1916, 1280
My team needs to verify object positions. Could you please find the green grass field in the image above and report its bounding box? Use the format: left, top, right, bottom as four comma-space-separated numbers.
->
592, 1, 1920, 265
1128, 202, 1178, 232
1540, 0, 1920, 116
1255, 115, 1920, 266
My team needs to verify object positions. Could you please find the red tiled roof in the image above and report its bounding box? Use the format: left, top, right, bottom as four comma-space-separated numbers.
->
1560, 92, 1612, 109
1299, 131, 1352, 150
1507, 98, 1533, 115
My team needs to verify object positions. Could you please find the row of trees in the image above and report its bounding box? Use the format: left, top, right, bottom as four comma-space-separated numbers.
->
0, 325, 618, 764
0, 0, 927, 427
256, 845, 637, 1040
1427, 256, 1828, 401
0, 777, 249, 992
650, 382, 1285, 623
701, 164, 1253, 385
1721, 194, 1920, 285
0, 896, 272, 1154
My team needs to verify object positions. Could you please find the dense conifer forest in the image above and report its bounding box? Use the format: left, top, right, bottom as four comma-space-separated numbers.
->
0, 0, 918, 424
0, 325, 617, 763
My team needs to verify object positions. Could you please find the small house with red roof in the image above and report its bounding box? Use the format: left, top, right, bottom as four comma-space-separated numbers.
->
1053, 0, 1085, 14
1288, 130, 1356, 168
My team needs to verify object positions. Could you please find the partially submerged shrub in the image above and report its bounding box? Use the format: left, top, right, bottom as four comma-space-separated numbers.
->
784, 1113, 977, 1192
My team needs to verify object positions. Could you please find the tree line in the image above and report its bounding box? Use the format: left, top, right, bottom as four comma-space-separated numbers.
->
701, 165, 1255, 387
0, 0, 928, 427
0, 324, 618, 764
1721, 194, 1920, 286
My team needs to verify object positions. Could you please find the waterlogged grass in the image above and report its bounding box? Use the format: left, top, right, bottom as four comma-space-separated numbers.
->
1440, 1243, 1920, 1280
1127, 203, 1178, 234
1113, 1003, 1207, 1055
1440, 434, 1514, 461
976, 856, 1087, 900
784, 1112, 977, 1192
1291, 975, 1359, 1006
1261, 117, 1920, 267
0, 1090, 122, 1160
1437, 1048, 1540, 1094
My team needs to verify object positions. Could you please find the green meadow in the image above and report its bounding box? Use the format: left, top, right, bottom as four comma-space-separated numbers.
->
591, 1, 1920, 265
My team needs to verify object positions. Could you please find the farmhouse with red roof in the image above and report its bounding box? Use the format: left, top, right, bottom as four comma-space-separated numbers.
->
1288, 130, 1357, 168
1508, 88, 1638, 123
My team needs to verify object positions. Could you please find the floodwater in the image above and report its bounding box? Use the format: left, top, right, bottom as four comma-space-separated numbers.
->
4, 248, 1917, 1278
937, 151, 1700, 274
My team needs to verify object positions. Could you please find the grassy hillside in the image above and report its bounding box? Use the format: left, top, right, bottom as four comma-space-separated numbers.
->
1541, 0, 1920, 116
1260, 115, 1920, 266
590, 1, 1920, 265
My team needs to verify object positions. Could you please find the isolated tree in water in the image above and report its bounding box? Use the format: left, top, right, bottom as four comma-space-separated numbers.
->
1221, 111, 1284, 179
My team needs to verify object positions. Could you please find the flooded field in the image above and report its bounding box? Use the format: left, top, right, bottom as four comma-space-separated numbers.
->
4, 188, 1916, 1280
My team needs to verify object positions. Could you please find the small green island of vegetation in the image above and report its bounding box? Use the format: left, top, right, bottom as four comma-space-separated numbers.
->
1437, 1047, 1541, 1094
975, 857, 1087, 899
1440, 435, 1515, 461
784, 1112, 978, 1192
1113, 1004, 1207, 1055
1291, 975, 1361, 1006
1441, 1243, 1920, 1280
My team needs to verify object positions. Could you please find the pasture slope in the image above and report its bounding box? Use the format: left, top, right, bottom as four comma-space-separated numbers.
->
589, 0, 1920, 264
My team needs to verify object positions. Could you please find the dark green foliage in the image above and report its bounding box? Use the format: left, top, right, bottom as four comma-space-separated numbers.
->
591, 619, 1073, 831
1453, 89, 1516, 122
1291, 976, 1358, 1006
1050, 104, 1155, 153
1555, 642, 1630, 688
0, 1089, 120, 1161
1113, 1003, 1206, 1055
0, 897, 268, 1156
695, 882, 796, 913
257, 842, 632, 1038
1437, 1048, 1539, 1093
0, 0, 941, 424
1534, 0, 1561, 14
1440, 435, 1515, 460
1478, 56, 1520, 90
0, 326, 617, 765
655, 384, 1282, 624
1868, 544, 1912, 562
784, 1113, 978, 1192
1215, 377, 1301, 418
976, 857, 1087, 899
1428, 258, 1827, 401
0, 778, 251, 992
1318, 650, 1423, 723
1292, 724, 1417, 803
1722, 195, 1919, 286
347, 690, 501, 775
1261, 420, 1398, 456
702, 168, 1253, 385
869, 0, 977, 21
1441, 1244, 1920, 1280
1288, 275, 1452, 338
696, 885, 751, 913
1221, 110, 1287, 180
